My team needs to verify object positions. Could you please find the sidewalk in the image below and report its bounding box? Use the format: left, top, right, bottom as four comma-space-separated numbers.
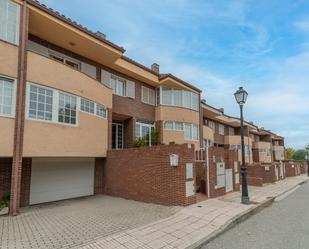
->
80, 175, 309, 249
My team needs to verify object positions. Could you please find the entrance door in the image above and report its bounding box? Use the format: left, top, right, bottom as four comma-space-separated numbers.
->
112, 122, 123, 149
225, 169, 233, 192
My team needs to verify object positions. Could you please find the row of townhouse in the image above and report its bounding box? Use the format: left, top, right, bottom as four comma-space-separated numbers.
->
0, 0, 293, 215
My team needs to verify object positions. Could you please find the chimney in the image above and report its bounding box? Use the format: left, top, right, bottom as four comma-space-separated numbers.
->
151, 63, 160, 74
219, 108, 224, 113
201, 99, 206, 104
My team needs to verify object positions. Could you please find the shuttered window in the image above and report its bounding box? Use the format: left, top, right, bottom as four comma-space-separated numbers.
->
0, 0, 20, 45
142, 86, 155, 105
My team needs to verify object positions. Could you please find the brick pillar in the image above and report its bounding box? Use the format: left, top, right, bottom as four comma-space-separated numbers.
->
107, 108, 112, 150
94, 158, 105, 194
155, 120, 163, 145
10, 2, 29, 216
124, 117, 135, 148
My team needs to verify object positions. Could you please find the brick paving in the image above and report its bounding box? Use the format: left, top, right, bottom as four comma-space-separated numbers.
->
81, 175, 308, 249
0, 176, 307, 249
0, 195, 179, 249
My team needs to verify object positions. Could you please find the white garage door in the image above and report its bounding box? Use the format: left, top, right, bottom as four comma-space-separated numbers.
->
30, 158, 95, 205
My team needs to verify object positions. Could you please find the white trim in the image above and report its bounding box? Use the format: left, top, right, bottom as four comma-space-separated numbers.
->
112, 121, 124, 150
135, 121, 155, 146
0, 75, 16, 118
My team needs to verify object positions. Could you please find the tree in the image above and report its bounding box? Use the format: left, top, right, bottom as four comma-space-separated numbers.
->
292, 149, 307, 160
286, 147, 295, 160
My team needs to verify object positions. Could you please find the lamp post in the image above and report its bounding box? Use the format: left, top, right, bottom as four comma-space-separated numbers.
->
234, 87, 249, 205
306, 144, 309, 176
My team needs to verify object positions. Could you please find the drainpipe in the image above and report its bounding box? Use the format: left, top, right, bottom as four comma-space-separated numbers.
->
10, 1, 29, 216
206, 146, 210, 198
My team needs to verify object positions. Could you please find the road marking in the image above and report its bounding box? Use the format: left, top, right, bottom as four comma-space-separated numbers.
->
274, 185, 300, 202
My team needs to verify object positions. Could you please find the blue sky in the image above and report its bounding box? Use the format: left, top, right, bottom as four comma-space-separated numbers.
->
40, 0, 309, 149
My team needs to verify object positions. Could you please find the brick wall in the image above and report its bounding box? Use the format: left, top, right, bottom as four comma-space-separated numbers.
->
0, 158, 12, 199
0, 158, 32, 207
300, 161, 308, 174
94, 158, 105, 194
247, 163, 277, 186
252, 148, 259, 162
199, 147, 240, 198
285, 162, 301, 177
104, 144, 197, 206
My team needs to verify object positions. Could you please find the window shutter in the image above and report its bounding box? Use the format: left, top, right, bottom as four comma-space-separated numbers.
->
101, 69, 111, 87
126, 80, 135, 99
81, 63, 96, 79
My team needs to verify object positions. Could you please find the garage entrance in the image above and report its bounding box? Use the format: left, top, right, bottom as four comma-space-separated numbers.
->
30, 158, 95, 205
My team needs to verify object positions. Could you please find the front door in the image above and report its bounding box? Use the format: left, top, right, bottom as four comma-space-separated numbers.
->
225, 169, 233, 192
112, 122, 123, 149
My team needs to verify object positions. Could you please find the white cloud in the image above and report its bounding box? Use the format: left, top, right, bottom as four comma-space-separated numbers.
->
295, 17, 309, 32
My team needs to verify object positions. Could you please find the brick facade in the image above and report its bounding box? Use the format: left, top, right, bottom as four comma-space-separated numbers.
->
247, 164, 277, 186
195, 147, 240, 198
104, 144, 197, 206
0, 158, 12, 199
94, 158, 105, 194
285, 162, 301, 177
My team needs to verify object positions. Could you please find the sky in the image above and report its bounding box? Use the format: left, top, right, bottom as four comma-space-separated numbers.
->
39, 0, 309, 149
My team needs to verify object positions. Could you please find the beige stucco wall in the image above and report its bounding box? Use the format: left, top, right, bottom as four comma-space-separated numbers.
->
273, 145, 285, 161
23, 112, 108, 157
155, 106, 199, 124
27, 51, 112, 108
203, 125, 214, 141
0, 117, 15, 156
0, 41, 18, 78
225, 135, 252, 146
162, 130, 200, 149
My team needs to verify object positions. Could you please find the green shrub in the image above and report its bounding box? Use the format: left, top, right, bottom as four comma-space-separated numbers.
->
151, 128, 159, 146
134, 137, 147, 147
0, 194, 10, 211
169, 141, 176, 145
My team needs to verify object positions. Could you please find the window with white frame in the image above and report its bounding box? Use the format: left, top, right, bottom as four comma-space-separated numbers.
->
160, 87, 199, 111
110, 76, 125, 96
58, 92, 77, 125
80, 98, 95, 114
135, 122, 154, 146
0, 77, 14, 116
142, 86, 155, 105
229, 127, 235, 136
96, 104, 107, 118
218, 124, 225, 135
203, 139, 213, 148
28, 85, 53, 121
49, 52, 80, 70
164, 121, 199, 141
208, 120, 215, 130
0, 0, 20, 45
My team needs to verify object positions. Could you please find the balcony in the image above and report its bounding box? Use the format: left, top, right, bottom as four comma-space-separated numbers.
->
224, 135, 252, 146
203, 125, 214, 141
252, 141, 271, 149
155, 105, 199, 124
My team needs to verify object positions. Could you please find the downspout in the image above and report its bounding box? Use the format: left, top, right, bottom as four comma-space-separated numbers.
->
206, 146, 210, 198
10, 1, 29, 216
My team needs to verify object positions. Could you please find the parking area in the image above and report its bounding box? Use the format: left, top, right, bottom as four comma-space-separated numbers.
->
0, 195, 179, 249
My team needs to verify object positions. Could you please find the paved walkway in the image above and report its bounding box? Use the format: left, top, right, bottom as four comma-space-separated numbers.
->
80, 175, 309, 249
0, 195, 179, 249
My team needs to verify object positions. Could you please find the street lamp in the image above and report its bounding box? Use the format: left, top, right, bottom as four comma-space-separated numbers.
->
306, 144, 309, 176
234, 87, 249, 205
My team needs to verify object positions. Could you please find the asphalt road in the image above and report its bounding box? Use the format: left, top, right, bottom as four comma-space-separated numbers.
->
202, 181, 309, 249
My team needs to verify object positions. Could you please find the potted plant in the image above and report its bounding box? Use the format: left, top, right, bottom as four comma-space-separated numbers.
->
0, 195, 10, 216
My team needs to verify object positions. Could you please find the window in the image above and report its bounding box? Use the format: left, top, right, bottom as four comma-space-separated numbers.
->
183, 90, 191, 108
230, 144, 241, 150
164, 121, 199, 141
0, 0, 20, 44
96, 104, 107, 118
80, 98, 94, 114
110, 76, 125, 96
49, 52, 80, 70
245, 146, 251, 156
203, 139, 213, 148
218, 124, 225, 135
191, 92, 199, 110
135, 122, 154, 146
162, 87, 172, 105
58, 93, 77, 125
28, 85, 53, 121
173, 89, 182, 106
142, 86, 155, 105
164, 121, 174, 129
175, 122, 183, 131
0, 77, 14, 116
229, 127, 235, 136
208, 120, 215, 130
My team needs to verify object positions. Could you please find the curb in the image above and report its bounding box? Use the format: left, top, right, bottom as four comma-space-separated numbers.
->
189, 178, 309, 249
